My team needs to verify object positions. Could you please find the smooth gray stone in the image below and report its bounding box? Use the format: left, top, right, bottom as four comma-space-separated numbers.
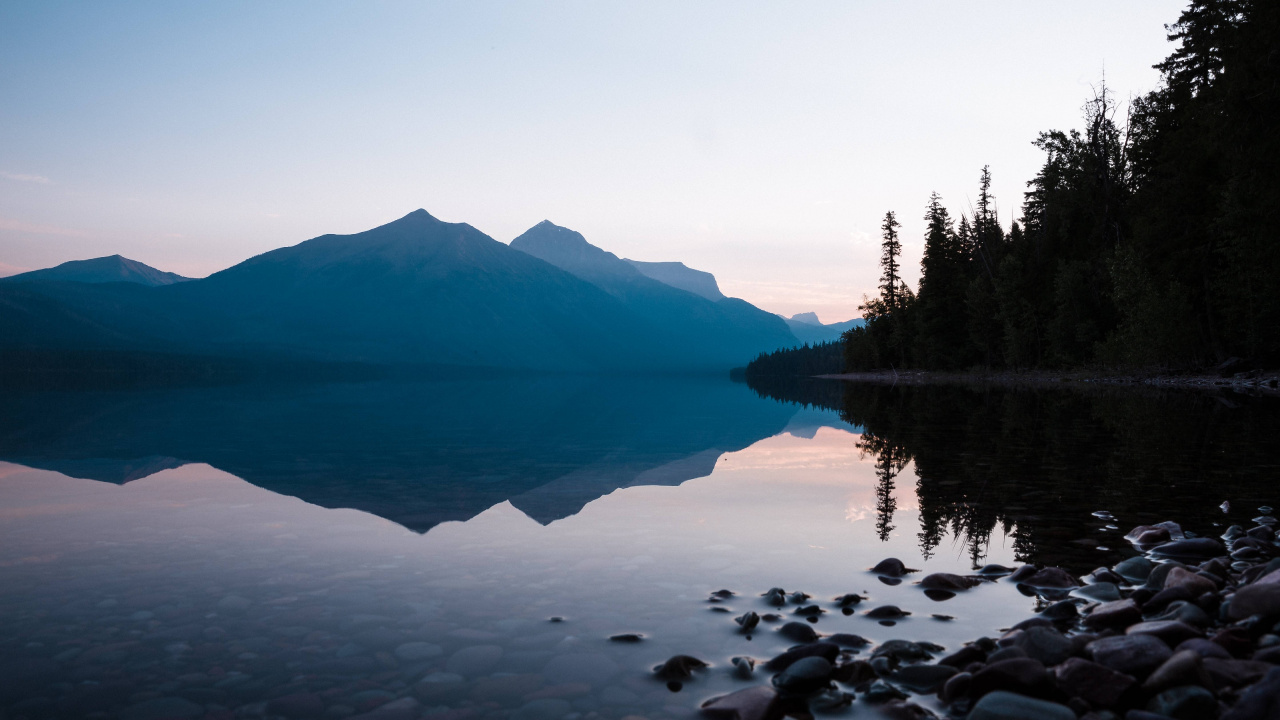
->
968, 690, 1074, 720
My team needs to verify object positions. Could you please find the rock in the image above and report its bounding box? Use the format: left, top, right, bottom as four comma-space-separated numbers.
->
1228, 582, 1280, 620
764, 643, 839, 671
446, 644, 503, 677
1223, 666, 1280, 720
1007, 626, 1072, 666
1155, 600, 1213, 629
1152, 538, 1226, 560
1144, 586, 1194, 614
1126, 621, 1204, 646
920, 573, 982, 591
1146, 685, 1218, 720
978, 564, 1017, 576
543, 653, 619, 686
609, 633, 644, 642
872, 639, 938, 662
120, 697, 205, 720
830, 659, 876, 685
1088, 634, 1173, 678
788, 591, 811, 604
654, 655, 709, 681
1085, 599, 1143, 630
771, 656, 833, 694
825, 633, 869, 647
939, 671, 972, 703
970, 658, 1053, 700
512, 698, 574, 720
763, 588, 787, 606
393, 641, 442, 661
1142, 650, 1207, 694
1020, 567, 1080, 588
833, 593, 864, 607
924, 589, 956, 601
1176, 638, 1233, 660
731, 656, 754, 679
777, 621, 819, 643
890, 663, 956, 693
700, 686, 796, 720
866, 605, 911, 619
793, 604, 823, 617
968, 690, 1075, 720
735, 611, 760, 632
1164, 567, 1218, 596
267, 693, 325, 719
1053, 657, 1135, 707
862, 680, 908, 703
938, 642, 988, 669
1075, 583, 1122, 603
1128, 525, 1172, 546
1204, 658, 1272, 689
872, 558, 915, 577
1113, 557, 1155, 584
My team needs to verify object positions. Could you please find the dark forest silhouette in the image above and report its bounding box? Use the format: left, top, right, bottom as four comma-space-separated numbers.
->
752, 1, 1279, 377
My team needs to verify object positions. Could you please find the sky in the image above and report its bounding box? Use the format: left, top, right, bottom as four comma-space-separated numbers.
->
0, 1, 1186, 322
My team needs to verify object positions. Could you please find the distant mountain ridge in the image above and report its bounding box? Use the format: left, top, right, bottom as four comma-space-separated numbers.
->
1, 210, 798, 375
510, 220, 795, 369
2, 255, 190, 286
625, 260, 724, 301
778, 312, 863, 345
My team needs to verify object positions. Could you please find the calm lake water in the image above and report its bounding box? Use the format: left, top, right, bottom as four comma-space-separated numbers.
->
1, 377, 1277, 720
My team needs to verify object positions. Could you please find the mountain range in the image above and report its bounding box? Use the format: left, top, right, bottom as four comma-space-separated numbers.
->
0, 210, 805, 375
782, 312, 864, 345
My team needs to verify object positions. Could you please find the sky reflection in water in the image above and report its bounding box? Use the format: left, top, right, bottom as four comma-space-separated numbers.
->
0, 387, 1032, 720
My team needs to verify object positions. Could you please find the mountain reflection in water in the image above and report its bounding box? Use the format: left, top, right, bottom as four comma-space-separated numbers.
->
0, 377, 802, 531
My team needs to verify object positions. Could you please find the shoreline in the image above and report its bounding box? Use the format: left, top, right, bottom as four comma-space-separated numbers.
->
816, 369, 1280, 398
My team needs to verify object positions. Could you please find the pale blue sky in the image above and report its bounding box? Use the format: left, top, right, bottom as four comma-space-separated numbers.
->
1, 1, 1185, 320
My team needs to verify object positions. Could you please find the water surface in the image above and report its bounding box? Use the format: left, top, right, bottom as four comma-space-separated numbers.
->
1, 377, 1276, 720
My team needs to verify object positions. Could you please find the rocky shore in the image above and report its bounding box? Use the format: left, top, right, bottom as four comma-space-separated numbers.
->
818, 370, 1280, 399
672, 513, 1280, 720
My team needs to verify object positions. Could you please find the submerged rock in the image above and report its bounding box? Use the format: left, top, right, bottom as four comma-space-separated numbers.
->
777, 621, 819, 643
920, 573, 982, 591
872, 558, 917, 577
771, 656, 833, 694
866, 605, 911, 619
655, 655, 709, 681
735, 611, 760, 632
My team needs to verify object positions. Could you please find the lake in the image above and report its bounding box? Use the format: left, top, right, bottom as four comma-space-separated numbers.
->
1, 376, 1276, 720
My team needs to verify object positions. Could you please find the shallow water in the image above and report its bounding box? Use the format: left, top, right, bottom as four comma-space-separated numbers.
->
0, 377, 1277, 719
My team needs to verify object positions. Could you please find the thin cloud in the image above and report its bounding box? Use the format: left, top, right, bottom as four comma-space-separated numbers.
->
1, 171, 51, 184
0, 217, 89, 237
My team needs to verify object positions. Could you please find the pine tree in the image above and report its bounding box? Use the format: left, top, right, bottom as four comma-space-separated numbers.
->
878, 211, 903, 310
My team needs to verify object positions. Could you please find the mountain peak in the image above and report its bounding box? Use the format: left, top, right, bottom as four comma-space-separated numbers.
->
789, 312, 821, 325
510, 221, 642, 282
1, 254, 190, 287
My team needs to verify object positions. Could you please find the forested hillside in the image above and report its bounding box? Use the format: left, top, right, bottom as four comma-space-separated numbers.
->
756, 0, 1278, 377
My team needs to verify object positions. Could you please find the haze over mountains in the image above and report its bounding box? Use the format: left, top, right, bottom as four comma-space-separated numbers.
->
0, 210, 809, 375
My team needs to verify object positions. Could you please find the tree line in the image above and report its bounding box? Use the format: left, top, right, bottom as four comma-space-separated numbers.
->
755, 0, 1278, 377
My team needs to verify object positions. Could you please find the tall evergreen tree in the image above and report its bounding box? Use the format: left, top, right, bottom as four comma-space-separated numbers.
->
878, 211, 903, 309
